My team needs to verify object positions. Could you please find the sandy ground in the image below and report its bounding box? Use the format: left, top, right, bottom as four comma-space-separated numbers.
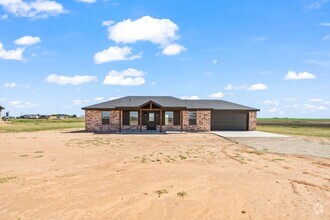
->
0, 131, 329, 219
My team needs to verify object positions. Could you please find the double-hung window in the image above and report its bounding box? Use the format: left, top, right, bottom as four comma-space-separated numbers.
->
129, 111, 138, 125
189, 111, 197, 125
165, 111, 173, 125
101, 111, 110, 125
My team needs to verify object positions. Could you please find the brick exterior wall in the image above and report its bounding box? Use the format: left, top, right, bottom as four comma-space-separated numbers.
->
182, 110, 211, 131
84, 109, 264, 132
85, 110, 120, 132
248, 111, 257, 131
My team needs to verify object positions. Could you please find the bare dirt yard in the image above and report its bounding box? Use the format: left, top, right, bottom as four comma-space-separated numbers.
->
0, 131, 329, 219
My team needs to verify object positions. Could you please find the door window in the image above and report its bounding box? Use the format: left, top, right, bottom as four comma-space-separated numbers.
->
149, 113, 155, 122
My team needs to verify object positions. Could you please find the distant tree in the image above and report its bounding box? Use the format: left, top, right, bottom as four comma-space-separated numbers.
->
72, 114, 77, 118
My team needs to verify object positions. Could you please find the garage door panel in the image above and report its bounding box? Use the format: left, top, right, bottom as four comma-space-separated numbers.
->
211, 111, 248, 131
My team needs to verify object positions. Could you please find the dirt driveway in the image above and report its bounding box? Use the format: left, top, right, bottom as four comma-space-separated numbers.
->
0, 131, 329, 219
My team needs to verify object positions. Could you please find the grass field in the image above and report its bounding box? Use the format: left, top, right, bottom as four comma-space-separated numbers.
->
0, 118, 85, 133
257, 118, 330, 138
1, 117, 330, 138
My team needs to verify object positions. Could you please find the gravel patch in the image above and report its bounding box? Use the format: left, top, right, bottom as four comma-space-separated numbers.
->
228, 137, 330, 159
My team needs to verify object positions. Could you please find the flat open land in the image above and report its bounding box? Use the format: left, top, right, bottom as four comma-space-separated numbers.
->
0, 131, 329, 219
257, 118, 330, 138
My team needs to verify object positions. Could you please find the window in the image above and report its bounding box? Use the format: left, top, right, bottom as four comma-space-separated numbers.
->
129, 111, 138, 125
189, 111, 197, 125
101, 111, 110, 125
149, 112, 155, 122
165, 111, 173, 125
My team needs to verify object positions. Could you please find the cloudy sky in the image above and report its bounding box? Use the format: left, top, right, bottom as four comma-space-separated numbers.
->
0, 0, 329, 117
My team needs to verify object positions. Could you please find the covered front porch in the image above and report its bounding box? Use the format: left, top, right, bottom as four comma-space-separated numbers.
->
119, 101, 184, 132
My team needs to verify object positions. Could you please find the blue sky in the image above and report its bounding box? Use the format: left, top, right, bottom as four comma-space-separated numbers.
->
0, 0, 329, 118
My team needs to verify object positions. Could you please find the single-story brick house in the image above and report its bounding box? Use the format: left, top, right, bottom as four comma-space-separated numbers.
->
82, 96, 259, 132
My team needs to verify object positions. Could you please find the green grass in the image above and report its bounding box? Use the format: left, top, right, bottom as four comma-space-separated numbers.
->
257, 125, 330, 138
177, 191, 187, 198
257, 118, 330, 138
257, 118, 330, 126
0, 176, 17, 184
155, 189, 168, 196
0, 118, 84, 133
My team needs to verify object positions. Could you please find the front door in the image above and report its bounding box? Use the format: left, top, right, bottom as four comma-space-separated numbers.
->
147, 112, 156, 130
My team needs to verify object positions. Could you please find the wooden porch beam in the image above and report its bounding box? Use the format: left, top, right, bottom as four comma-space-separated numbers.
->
119, 110, 122, 132
160, 109, 162, 132
180, 110, 183, 132
139, 110, 142, 132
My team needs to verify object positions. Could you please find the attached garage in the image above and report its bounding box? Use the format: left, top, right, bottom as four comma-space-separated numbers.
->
211, 110, 248, 131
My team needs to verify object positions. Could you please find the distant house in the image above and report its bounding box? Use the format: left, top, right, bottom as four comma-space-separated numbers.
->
82, 96, 259, 132
0, 105, 4, 121
56, 114, 68, 120
39, 115, 51, 119
21, 114, 39, 119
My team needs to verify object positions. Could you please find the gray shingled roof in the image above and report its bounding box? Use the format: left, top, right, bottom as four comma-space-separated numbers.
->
82, 96, 259, 111
184, 100, 259, 110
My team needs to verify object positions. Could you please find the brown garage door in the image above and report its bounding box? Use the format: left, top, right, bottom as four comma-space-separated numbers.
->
211, 111, 248, 131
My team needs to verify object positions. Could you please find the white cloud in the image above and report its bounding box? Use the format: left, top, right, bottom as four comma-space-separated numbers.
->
0, 42, 24, 61
309, 98, 324, 102
107, 16, 179, 46
268, 108, 277, 113
162, 43, 186, 55
0, 14, 8, 19
324, 101, 330, 105
14, 36, 41, 45
268, 108, 285, 114
151, 81, 156, 86
263, 100, 279, 105
102, 20, 114, 26
108, 97, 119, 100
0, 0, 66, 18
76, 0, 96, 3
224, 84, 246, 91
4, 82, 17, 88
285, 97, 298, 102
322, 35, 330, 40
304, 104, 326, 111
304, 59, 330, 66
208, 92, 224, 98
94, 97, 104, 101
180, 96, 199, 100
319, 22, 330, 26
73, 99, 90, 105
103, 68, 145, 86
212, 59, 218, 64
94, 46, 141, 64
284, 71, 316, 80
252, 36, 266, 42
0, 98, 7, 102
10, 100, 38, 109
46, 74, 97, 85
248, 83, 268, 91
306, 0, 329, 10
